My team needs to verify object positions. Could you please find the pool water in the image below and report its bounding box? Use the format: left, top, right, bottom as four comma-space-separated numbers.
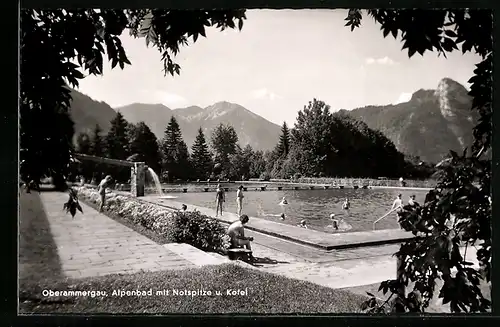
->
167, 188, 429, 232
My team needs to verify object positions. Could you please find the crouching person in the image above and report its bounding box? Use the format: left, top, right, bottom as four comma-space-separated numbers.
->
224, 214, 255, 261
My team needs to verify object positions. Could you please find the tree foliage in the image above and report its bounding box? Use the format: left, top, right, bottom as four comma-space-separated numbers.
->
345, 9, 492, 313
106, 112, 130, 160
285, 99, 405, 178
129, 121, 162, 174
191, 128, 213, 180
161, 116, 191, 181
275, 121, 291, 158
75, 132, 92, 154
20, 8, 246, 187
90, 124, 105, 157
211, 123, 239, 178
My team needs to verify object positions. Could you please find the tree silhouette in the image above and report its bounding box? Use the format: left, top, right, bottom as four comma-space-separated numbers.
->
129, 121, 162, 174
90, 124, 105, 157
161, 116, 191, 181
211, 123, 239, 178
345, 9, 492, 313
106, 112, 130, 160
190, 127, 213, 180
275, 121, 291, 158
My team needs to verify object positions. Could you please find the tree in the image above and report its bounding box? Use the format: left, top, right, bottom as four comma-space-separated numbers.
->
345, 9, 492, 313
190, 128, 213, 180
275, 121, 291, 158
129, 121, 162, 174
211, 123, 239, 177
161, 116, 191, 181
106, 112, 130, 160
90, 124, 105, 157
291, 99, 336, 176
20, 106, 74, 190
20, 9, 246, 188
249, 150, 267, 179
75, 132, 91, 154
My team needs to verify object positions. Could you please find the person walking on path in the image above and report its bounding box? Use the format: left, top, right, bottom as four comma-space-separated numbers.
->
98, 175, 112, 212
215, 184, 225, 217
236, 185, 245, 216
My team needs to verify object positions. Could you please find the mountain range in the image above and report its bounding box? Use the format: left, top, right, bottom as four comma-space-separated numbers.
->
340, 78, 477, 163
67, 77, 477, 163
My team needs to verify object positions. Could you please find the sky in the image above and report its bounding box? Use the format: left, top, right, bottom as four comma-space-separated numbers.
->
77, 9, 482, 126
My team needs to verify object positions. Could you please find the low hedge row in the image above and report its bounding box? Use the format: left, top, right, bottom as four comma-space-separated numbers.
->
76, 186, 227, 253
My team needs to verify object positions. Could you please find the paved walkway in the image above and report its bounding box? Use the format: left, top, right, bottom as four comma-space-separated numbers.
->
142, 195, 413, 250
39, 192, 196, 278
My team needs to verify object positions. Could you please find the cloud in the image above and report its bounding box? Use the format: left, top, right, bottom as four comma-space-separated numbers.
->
365, 56, 398, 66
251, 88, 283, 101
140, 90, 189, 107
394, 92, 412, 104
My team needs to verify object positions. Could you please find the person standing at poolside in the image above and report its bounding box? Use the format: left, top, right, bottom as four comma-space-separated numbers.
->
215, 184, 225, 217
391, 194, 403, 213
236, 185, 245, 216
98, 175, 112, 212
342, 198, 351, 216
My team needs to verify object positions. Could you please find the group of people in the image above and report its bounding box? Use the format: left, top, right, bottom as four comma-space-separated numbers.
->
215, 184, 246, 217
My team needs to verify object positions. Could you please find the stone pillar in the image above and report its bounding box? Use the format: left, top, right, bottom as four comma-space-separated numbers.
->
130, 162, 145, 197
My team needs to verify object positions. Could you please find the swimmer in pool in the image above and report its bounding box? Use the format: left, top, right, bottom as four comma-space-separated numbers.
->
328, 213, 352, 231
279, 197, 288, 205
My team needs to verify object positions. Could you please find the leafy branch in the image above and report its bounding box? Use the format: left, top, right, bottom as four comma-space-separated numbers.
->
63, 188, 83, 218
346, 9, 492, 313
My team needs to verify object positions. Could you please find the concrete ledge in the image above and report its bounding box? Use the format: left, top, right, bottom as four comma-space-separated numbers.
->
142, 196, 414, 251
163, 243, 231, 266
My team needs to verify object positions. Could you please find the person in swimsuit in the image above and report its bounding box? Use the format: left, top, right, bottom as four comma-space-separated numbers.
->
279, 196, 288, 205
298, 220, 308, 229
342, 198, 351, 216
236, 185, 245, 216
215, 184, 225, 217
98, 175, 112, 212
226, 214, 254, 253
391, 194, 403, 212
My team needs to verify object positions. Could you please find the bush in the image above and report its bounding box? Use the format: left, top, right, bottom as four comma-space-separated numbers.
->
171, 210, 226, 252
76, 186, 226, 253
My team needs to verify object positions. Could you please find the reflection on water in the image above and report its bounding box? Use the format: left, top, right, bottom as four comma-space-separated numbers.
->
169, 188, 429, 232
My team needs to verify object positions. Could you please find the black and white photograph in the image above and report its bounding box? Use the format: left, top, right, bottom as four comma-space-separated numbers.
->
19, 8, 492, 314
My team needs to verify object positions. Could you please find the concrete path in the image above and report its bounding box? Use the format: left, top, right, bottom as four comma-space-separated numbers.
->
39, 192, 196, 278
142, 196, 413, 250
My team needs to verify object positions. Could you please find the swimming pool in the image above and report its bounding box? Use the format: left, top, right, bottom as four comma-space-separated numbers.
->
164, 188, 429, 232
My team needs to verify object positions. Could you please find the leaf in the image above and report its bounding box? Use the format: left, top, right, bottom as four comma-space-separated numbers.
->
366, 292, 375, 297
76, 203, 83, 213
70, 206, 76, 217
445, 29, 457, 38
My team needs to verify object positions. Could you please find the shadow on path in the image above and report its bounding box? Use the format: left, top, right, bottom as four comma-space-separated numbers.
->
19, 190, 65, 308
245, 256, 290, 267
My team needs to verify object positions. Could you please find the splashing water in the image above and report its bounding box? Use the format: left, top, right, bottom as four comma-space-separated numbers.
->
147, 167, 163, 196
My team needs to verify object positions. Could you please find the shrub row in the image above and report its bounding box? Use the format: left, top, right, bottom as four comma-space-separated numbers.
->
76, 186, 227, 253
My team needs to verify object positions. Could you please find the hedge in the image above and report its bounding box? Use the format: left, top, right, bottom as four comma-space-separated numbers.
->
76, 186, 227, 253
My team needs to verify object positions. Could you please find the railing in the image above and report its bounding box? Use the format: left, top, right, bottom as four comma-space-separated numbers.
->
269, 177, 437, 189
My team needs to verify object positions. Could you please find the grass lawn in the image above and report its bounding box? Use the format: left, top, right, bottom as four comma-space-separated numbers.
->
19, 190, 368, 314
20, 263, 369, 314
343, 280, 491, 313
